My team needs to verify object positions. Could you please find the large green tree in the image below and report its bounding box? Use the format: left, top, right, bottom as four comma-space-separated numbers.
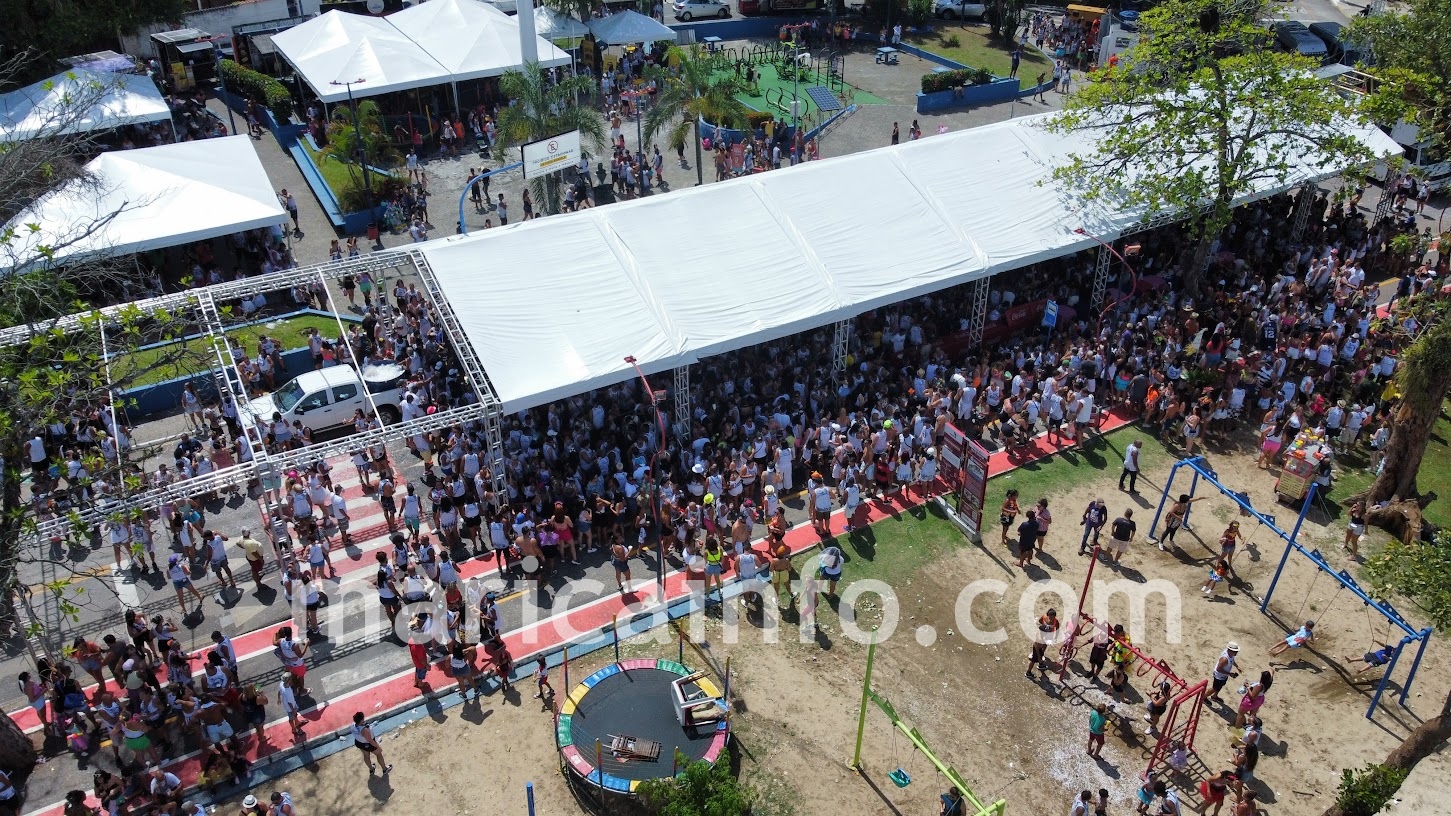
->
494, 63, 607, 213
1326, 531, 1451, 815
643, 46, 749, 187
0, 60, 200, 776
0, 0, 188, 84
1350, 0, 1451, 150
1363, 296, 1451, 508
1043, 0, 1379, 294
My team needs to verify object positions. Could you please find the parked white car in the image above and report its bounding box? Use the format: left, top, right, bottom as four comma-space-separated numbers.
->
934, 0, 986, 19
243, 363, 407, 437
673, 0, 730, 19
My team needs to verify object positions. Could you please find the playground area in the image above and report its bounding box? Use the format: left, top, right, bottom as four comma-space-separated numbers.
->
214, 426, 1451, 816
703, 41, 886, 126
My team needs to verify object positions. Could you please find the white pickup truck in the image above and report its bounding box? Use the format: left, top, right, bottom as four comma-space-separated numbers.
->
243, 363, 408, 436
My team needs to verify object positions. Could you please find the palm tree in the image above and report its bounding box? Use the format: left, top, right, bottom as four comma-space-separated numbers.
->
644, 46, 751, 187
494, 64, 608, 214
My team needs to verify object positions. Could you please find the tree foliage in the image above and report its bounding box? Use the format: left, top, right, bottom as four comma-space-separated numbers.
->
541, 0, 601, 26
0, 55, 206, 773
638, 755, 751, 816
643, 46, 750, 186
1043, 0, 1378, 291
1350, 0, 1451, 148
0, 0, 188, 84
494, 64, 607, 212
1364, 532, 1451, 633
323, 99, 402, 211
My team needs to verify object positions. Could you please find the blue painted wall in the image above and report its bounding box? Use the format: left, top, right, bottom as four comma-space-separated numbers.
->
917, 77, 1021, 112
668, 15, 814, 41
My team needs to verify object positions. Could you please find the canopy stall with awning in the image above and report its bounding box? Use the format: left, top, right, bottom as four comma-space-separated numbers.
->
0, 69, 170, 143
535, 6, 591, 40
2, 135, 288, 270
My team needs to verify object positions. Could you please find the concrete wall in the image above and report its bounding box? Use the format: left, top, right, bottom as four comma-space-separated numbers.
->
917, 77, 1020, 113
121, 0, 321, 58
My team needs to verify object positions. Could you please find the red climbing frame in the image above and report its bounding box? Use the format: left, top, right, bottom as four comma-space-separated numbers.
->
1057, 613, 1208, 778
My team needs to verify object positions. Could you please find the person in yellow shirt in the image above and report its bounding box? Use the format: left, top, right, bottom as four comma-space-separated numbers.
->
236, 529, 267, 593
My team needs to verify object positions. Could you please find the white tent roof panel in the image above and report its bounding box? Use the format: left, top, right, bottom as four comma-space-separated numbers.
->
0, 70, 171, 143
421, 112, 1401, 414
535, 6, 590, 40
271, 10, 449, 103
389, 0, 568, 81
586, 10, 676, 44
3, 136, 287, 268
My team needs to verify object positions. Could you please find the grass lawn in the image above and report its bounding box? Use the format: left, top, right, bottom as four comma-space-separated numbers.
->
1325, 410, 1451, 532
299, 140, 396, 206
114, 313, 347, 388
904, 24, 1051, 80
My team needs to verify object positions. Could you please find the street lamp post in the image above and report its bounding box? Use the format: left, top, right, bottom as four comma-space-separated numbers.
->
330, 77, 375, 231
624, 355, 669, 601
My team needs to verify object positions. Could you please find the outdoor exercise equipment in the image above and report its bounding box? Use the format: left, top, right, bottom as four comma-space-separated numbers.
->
851, 639, 1007, 815
1059, 542, 1209, 778
1149, 456, 1434, 718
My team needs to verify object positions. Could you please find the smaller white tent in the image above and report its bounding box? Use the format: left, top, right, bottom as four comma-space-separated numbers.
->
535, 6, 590, 40
0, 70, 170, 143
587, 10, 676, 45
389, 0, 569, 81
3, 136, 287, 269
271, 10, 450, 104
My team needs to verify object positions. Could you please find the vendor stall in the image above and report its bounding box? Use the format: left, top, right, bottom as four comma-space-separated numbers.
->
1276, 429, 1330, 504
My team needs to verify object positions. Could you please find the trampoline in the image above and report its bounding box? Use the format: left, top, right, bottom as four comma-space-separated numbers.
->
558, 658, 730, 795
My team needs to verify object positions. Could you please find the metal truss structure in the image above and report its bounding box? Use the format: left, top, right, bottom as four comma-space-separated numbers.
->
832, 319, 852, 373
967, 277, 989, 348
673, 366, 691, 440
7, 248, 506, 544
1290, 184, 1317, 244
1090, 243, 1113, 311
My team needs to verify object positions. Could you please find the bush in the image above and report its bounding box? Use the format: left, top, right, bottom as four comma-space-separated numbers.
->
943, 34, 962, 48
920, 67, 996, 93
907, 0, 934, 25
218, 59, 294, 124
1336, 764, 1409, 816
744, 110, 774, 129
638, 755, 749, 816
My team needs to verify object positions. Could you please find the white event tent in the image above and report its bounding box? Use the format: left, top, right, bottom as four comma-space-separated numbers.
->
3, 136, 287, 269
535, 6, 591, 40
390, 0, 569, 82
417, 111, 1401, 415
271, 10, 450, 104
0, 69, 171, 143
273, 3, 568, 106
586, 10, 676, 45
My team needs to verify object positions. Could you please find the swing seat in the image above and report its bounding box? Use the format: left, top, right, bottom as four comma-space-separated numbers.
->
889, 768, 912, 787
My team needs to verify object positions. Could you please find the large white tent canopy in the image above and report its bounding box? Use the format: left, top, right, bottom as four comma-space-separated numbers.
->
419, 111, 1401, 415
391, 0, 569, 81
274, 3, 568, 104
271, 10, 450, 104
0, 69, 170, 143
586, 10, 676, 45
3, 136, 287, 269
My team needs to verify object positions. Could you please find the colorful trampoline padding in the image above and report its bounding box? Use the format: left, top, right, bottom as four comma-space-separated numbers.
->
558, 658, 729, 793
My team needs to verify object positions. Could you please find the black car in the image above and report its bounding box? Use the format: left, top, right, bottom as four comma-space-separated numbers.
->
1272, 20, 1329, 62
1307, 21, 1361, 64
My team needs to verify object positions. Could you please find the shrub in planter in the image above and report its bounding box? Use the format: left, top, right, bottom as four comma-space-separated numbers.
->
218, 59, 294, 124
744, 110, 774, 129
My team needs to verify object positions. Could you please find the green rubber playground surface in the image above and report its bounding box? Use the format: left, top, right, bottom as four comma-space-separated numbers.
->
713, 60, 886, 118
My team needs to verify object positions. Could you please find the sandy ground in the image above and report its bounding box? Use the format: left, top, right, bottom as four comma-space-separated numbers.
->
218, 429, 1451, 816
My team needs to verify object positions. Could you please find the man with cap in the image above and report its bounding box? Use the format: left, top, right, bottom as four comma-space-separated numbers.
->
240, 794, 266, 815
1209, 642, 1240, 703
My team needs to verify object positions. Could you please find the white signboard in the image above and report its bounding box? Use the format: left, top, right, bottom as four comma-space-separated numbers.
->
521, 130, 580, 180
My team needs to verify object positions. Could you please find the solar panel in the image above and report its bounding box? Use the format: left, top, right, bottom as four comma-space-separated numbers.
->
805, 86, 843, 112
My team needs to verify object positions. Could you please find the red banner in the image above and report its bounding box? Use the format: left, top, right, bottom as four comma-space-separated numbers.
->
955, 439, 991, 540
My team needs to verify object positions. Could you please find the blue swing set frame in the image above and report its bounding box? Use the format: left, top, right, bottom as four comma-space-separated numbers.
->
1147, 456, 1433, 719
